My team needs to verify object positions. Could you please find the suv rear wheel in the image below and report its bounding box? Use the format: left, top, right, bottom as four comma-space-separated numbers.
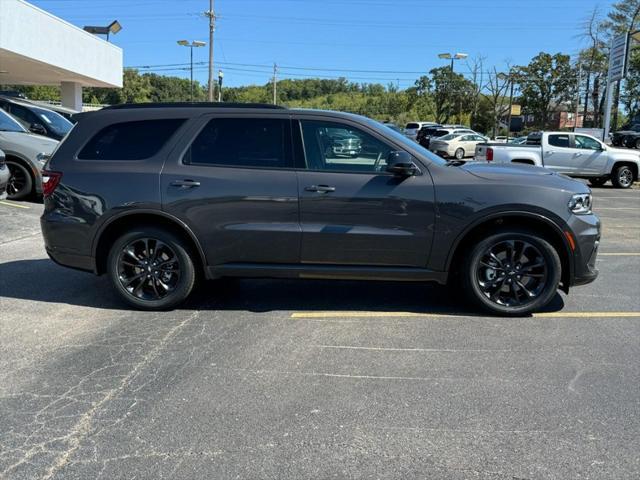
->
107, 227, 196, 310
462, 230, 561, 316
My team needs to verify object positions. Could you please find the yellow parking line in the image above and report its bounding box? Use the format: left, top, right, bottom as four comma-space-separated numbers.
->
290, 311, 640, 319
0, 200, 29, 209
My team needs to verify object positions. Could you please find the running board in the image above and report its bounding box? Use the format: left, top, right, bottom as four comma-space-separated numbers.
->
207, 263, 448, 284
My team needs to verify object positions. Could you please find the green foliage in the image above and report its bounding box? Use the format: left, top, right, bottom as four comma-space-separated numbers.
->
517, 53, 576, 129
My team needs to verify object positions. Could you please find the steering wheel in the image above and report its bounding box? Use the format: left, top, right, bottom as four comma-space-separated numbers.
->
373, 152, 384, 172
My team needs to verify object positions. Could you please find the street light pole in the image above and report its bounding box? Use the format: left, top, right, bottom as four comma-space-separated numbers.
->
177, 40, 206, 102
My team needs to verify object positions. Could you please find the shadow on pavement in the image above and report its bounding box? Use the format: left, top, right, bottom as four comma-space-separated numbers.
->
0, 258, 565, 316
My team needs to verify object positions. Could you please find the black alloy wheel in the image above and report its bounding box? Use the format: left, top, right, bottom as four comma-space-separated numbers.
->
117, 238, 181, 301
463, 231, 561, 315
6, 161, 33, 200
476, 240, 548, 308
108, 228, 196, 310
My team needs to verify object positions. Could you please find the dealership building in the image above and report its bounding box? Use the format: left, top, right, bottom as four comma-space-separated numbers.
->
0, 0, 122, 110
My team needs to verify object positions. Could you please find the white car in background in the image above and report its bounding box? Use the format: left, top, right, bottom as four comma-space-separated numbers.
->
0, 149, 9, 200
0, 108, 58, 200
404, 121, 439, 141
429, 132, 489, 160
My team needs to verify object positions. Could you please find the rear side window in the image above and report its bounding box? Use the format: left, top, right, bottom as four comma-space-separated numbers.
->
548, 134, 570, 148
405, 123, 420, 129
78, 119, 184, 160
184, 118, 290, 169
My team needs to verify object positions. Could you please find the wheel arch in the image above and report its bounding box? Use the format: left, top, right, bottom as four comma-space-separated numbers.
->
446, 211, 573, 293
93, 211, 208, 277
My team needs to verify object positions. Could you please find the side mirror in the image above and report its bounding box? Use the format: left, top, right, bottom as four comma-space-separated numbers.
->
386, 151, 419, 176
30, 123, 47, 135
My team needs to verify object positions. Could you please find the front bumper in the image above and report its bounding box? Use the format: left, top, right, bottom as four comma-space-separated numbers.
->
0, 166, 9, 200
567, 213, 600, 287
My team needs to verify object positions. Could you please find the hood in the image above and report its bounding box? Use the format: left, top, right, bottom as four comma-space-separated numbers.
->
0, 131, 58, 153
607, 146, 640, 159
460, 162, 589, 193
463, 162, 552, 178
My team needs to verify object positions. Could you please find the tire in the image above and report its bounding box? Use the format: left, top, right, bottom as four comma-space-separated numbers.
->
454, 148, 465, 160
589, 177, 608, 187
107, 227, 197, 310
6, 161, 33, 200
461, 230, 561, 316
611, 164, 634, 189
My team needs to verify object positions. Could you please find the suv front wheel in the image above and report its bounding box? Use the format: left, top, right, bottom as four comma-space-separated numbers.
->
107, 227, 196, 310
462, 230, 561, 315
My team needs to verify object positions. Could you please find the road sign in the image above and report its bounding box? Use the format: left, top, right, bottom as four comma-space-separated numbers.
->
608, 34, 628, 82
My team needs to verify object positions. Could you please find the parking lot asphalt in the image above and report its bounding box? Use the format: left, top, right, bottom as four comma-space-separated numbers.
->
1, 187, 639, 480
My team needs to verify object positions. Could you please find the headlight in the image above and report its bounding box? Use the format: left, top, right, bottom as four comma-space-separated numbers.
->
36, 152, 50, 165
568, 193, 592, 215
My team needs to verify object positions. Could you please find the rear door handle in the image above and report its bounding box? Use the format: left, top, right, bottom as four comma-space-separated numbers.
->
305, 185, 335, 193
170, 179, 201, 188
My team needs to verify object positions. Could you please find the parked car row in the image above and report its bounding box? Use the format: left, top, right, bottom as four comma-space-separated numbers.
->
0, 97, 74, 200
474, 131, 640, 189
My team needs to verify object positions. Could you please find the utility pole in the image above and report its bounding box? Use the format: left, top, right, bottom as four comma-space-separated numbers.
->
205, 0, 216, 102
574, 65, 581, 130
272, 63, 278, 105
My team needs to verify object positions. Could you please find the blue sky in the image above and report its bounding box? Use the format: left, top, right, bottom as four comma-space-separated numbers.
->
31, 0, 617, 88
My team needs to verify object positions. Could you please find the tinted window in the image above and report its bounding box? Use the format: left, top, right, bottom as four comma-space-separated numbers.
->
405, 123, 421, 129
185, 118, 289, 168
79, 119, 184, 160
548, 134, 570, 148
0, 108, 27, 133
434, 130, 450, 137
575, 135, 602, 150
300, 120, 393, 172
8, 104, 39, 128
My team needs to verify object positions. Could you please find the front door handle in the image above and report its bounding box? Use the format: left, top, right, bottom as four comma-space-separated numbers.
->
170, 179, 201, 188
574, 152, 583, 157
305, 185, 335, 193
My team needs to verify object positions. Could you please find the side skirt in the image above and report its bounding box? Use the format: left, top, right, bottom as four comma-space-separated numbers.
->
207, 263, 448, 284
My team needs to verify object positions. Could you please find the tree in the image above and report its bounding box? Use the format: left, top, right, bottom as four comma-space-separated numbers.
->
517, 52, 576, 129
424, 67, 474, 124
484, 66, 512, 138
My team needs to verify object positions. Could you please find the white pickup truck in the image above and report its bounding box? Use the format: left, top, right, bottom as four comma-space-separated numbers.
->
474, 131, 640, 188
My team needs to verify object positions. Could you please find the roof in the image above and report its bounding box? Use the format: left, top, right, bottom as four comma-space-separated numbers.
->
102, 102, 286, 111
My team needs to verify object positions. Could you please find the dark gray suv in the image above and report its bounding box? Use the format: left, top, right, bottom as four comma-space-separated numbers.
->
40, 103, 600, 315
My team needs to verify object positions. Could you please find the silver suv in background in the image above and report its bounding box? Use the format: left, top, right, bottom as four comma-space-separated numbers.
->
0, 96, 73, 141
0, 108, 58, 199
404, 121, 439, 141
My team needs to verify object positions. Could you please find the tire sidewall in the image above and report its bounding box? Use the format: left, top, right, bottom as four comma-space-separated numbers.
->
463, 230, 561, 316
6, 161, 33, 200
455, 148, 465, 160
107, 228, 196, 310
612, 165, 633, 189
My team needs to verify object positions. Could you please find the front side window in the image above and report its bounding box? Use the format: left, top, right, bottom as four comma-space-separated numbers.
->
78, 119, 185, 160
548, 134, 570, 148
184, 118, 289, 168
574, 135, 602, 151
300, 120, 393, 173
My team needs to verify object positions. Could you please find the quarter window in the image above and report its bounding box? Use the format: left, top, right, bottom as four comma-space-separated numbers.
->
548, 134, 570, 148
299, 120, 393, 172
78, 119, 185, 160
184, 118, 289, 168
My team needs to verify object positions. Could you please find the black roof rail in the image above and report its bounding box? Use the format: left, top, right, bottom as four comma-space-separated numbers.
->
102, 102, 286, 110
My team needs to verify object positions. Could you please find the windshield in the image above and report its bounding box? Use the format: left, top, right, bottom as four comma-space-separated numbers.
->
363, 116, 447, 166
438, 134, 460, 141
31, 106, 73, 135
0, 109, 27, 133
